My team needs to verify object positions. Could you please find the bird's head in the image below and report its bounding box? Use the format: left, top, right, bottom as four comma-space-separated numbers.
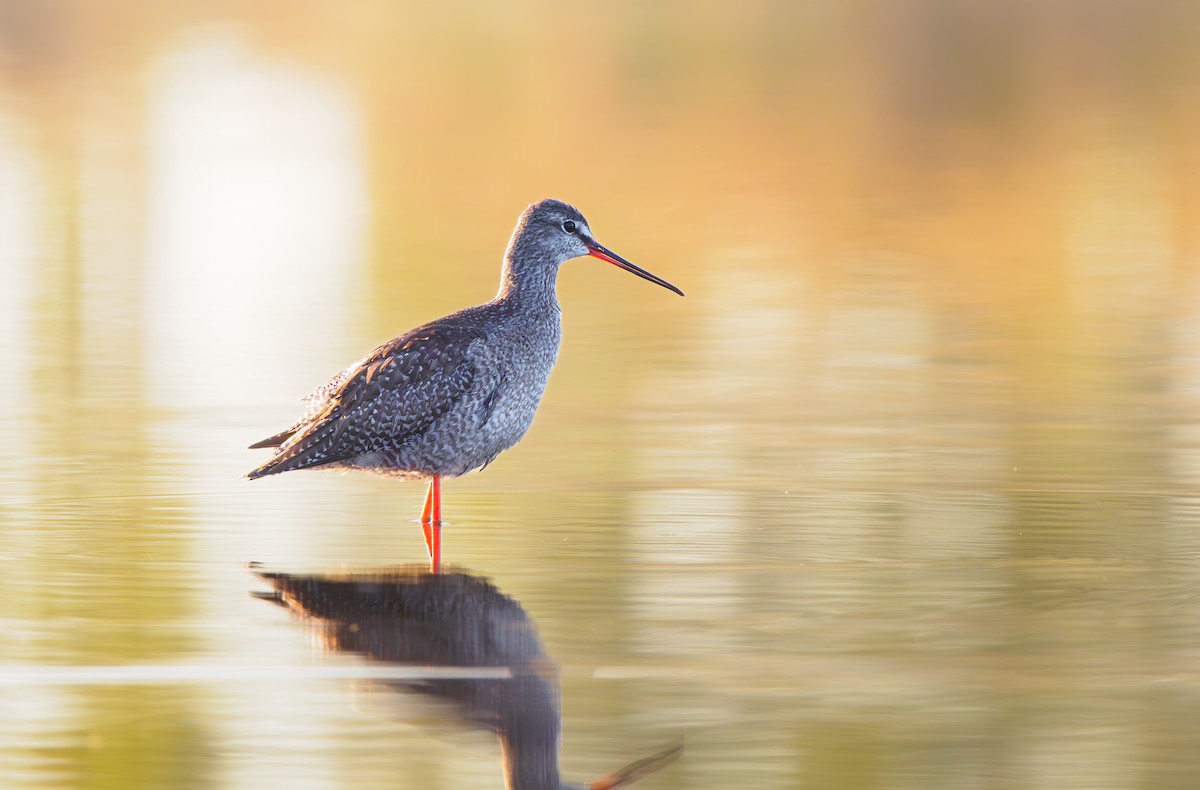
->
508, 199, 684, 296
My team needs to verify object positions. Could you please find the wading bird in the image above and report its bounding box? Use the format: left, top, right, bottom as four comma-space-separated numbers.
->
247, 200, 683, 567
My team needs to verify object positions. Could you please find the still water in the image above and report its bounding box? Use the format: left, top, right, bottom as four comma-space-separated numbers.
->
3, 2, 1200, 788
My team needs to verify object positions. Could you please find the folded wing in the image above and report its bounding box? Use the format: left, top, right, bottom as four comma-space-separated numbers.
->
246, 322, 479, 479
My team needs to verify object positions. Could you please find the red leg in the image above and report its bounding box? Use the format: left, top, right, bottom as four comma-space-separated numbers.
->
432, 473, 446, 571
420, 479, 435, 559
420, 521, 431, 551
420, 475, 442, 573
420, 478, 434, 523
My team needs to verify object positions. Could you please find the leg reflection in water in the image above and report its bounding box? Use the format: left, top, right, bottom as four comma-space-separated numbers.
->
250, 563, 682, 790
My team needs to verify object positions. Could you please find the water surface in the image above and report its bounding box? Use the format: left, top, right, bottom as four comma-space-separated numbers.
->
2, 3, 1200, 788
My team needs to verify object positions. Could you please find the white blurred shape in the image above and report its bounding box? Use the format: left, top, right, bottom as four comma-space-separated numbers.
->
141, 31, 371, 790
0, 685, 78, 790
143, 29, 367, 410
0, 114, 36, 450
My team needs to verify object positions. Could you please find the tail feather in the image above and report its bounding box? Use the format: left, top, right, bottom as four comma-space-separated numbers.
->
245, 414, 355, 480
245, 450, 338, 480
248, 428, 297, 450
245, 460, 281, 480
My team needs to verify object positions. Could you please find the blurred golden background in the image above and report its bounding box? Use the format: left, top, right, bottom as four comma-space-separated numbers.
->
2, 1, 1200, 788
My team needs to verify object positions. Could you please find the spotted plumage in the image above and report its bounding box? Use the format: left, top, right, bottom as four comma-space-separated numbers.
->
247, 199, 683, 552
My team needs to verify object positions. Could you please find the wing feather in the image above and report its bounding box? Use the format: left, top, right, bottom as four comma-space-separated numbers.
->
246, 320, 480, 479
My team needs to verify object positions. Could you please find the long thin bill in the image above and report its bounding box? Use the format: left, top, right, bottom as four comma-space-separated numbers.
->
588, 242, 684, 296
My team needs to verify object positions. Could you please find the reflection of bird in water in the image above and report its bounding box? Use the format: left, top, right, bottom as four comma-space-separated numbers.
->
251, 563, 682, 790
246, 200, 683, 568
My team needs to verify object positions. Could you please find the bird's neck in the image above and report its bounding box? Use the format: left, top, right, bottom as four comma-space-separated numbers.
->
496, 242, 561, 311
499, 726, 563, 790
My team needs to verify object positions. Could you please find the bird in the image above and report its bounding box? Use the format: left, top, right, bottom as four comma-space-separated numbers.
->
246, 199, 683, 567
250, 562, 684, 789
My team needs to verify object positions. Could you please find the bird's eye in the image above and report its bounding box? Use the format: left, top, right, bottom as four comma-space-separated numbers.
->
562, 220, 577, 234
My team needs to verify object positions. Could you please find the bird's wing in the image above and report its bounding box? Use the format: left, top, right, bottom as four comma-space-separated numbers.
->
246, 319, 481, 478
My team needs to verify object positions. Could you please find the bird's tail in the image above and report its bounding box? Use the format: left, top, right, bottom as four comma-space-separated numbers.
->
244, 449, 333, 480
245, 415, 350, 480
247, 428, 297, 450
244, 459, 283, 480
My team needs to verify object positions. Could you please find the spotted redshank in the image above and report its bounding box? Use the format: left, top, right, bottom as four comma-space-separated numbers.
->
246, 199, 683, 567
